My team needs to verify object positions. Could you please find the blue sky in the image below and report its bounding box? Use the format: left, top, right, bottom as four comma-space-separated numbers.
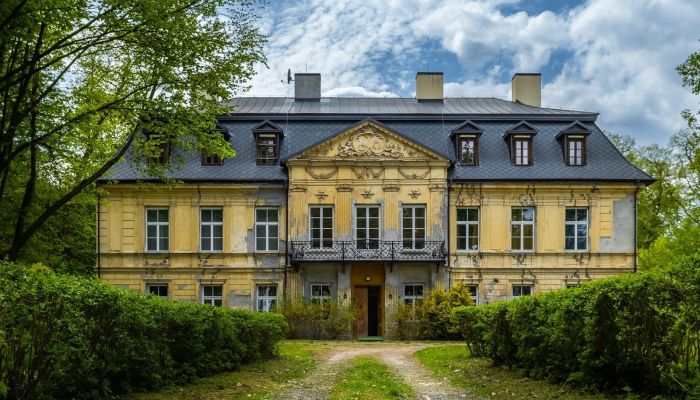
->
246, 0, 700, 145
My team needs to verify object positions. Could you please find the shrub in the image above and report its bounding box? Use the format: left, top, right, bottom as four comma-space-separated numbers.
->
0, 262, 287, 399
275, 297, 355, 339
388, 302, 421, 340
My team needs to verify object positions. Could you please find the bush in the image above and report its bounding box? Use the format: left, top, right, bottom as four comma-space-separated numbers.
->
449, 258, 700, 397
0, 262, 287, 399
275, 297, 355, 339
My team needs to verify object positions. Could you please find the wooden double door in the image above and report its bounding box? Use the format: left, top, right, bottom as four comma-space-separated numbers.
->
353, 285, 382, 337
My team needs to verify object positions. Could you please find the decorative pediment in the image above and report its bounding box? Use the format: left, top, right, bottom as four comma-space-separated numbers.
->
287, 119, 447, 162
503, 121, 538, 140
555, 121, 591, 140
450, 120, 483, 139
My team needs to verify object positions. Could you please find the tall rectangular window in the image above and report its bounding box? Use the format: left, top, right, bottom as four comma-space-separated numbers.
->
200, 207, 223, 252
402, 205, 426, 249
566, 138, 586, 166
511, 207, 535, 251
404, 284, 424, 307
256, 285, 277, 312
311, 284, 332, 304
146, 208, 169, 252
456, 207, 479, 251
309, 206, 333, 248
465, 284, 479, 305
256, 134, 278, 165
458, 136, 478, 165
512, 284, 532, 298
513, 137, 532, 166
201, 285, 223, 307
565, 208, 588, 251
356, 205, 380, 249
146, 283, 169, 297
255, 207, 279, 252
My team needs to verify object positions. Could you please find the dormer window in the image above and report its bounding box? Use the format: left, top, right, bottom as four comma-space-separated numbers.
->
147, 134, 170, 164
252, 120, 283, 166
450, 121, 482, 166
503, 121, 537, 167
556, 121, 591, 167
202, 152, 222, 166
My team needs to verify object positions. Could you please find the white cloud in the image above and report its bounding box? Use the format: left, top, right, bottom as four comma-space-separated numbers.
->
246, 0, 700, 144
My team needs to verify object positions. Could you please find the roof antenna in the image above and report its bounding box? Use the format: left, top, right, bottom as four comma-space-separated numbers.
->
281, 68, 293, 87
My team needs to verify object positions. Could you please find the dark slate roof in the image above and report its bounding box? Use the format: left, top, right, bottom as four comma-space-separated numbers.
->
101, 100, 653, 183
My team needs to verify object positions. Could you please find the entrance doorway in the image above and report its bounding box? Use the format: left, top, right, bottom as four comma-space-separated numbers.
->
353, 285, 381, 337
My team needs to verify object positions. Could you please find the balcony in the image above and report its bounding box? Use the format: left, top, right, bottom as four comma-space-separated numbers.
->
289, 240, 446, 264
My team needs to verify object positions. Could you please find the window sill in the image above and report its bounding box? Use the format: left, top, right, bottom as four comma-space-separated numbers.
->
456, 249, 480, 254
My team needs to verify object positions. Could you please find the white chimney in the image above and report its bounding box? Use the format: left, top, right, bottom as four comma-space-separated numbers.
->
416, 72, 443, 102
511, 73, 541, 107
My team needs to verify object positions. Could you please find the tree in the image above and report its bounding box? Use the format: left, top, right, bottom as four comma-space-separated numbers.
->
0, 0, 266, 262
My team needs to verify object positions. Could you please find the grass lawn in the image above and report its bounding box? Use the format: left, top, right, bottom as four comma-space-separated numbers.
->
330, 356, 414, 400
126, 341, 315, 400
414, 345, 617, 400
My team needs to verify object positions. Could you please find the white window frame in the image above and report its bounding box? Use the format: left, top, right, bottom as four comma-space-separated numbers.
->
146, 283, 169, 298
513, 137, 531, 166
200, 207, 223, 252
511, 284, 533, 299
201, 284, 223, 307
456, 207, 479, 251
255, 207, 279, 252
309, 206, 334, 249
256, 284, 278, 312
355, 205, 381, 249
401, 205, 426, 249
145, 207, 169, 252
403, 283, 424, 307
565, 208, 588, 251
567, 136, 585, 166
310, 283, 332, 304
465, 284, 479, 305
511, 207, 535, 252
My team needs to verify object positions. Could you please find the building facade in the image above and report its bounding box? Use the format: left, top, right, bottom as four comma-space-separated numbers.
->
98, 72, 652, 337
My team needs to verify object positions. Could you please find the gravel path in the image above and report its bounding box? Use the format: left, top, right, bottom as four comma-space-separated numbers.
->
274, 342, 472, 400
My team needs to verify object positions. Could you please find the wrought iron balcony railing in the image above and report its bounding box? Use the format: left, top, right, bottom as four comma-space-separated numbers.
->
289, 240, 446, 264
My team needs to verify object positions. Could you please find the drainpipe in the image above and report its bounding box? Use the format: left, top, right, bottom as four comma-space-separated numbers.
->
633, 180, 640, 273
284, 178, 289, 297
96, 189, 101, 278
446, 178, 452, 289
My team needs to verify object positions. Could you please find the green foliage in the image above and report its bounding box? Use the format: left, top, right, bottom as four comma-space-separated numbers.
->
388, 301, 421, 340
330, 357, 414, 400
0, 261, 287, 399
449, 261, 700, 396
275, 297, 356, 339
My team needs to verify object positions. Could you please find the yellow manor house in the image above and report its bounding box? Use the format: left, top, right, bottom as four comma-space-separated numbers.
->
98, 72, 653, 337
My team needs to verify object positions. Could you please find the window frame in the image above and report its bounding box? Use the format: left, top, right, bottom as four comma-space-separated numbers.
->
457, 135, 479, 165
355, 205, 381, 249
565, 136, 586, 166
200, 207, 224, 252
145, 207, 169, 252
512, 136, 533, 166
147, 134, 170, 164
511, 207, 535, 252
309, 206, 334, 249
146, 283, 169, 298
255, 207, 279, 252
256, 284, 278, 312
456, 207, 479, 251
401, 205, 426, 249
565, 207, 589, 251
201, 152, 223, 166
201, 284, 223, 307
403, 283, 425, 307
256, 133, 279, 165
465, 284, 479, 305
511, 284, 533, 298
310, 283, 332, 305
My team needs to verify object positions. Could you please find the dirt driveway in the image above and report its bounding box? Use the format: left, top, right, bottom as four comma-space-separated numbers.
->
276, 341, 472, 400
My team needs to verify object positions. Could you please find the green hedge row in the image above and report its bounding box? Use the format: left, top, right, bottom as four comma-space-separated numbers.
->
452, 259, 700, 397
0, 262, 287, 399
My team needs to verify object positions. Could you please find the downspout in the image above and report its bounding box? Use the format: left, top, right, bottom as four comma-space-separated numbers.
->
446, 178, 452, 289
284, 178, 289, 298
96, 189, 101, 278
633, 180, 640, 273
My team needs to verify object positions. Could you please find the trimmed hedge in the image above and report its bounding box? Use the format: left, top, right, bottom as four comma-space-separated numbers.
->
0, 262, 287, 399
452, 258, 700, 397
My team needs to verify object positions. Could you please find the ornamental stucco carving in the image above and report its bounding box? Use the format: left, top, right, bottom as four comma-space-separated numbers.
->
337, 128, 403, 158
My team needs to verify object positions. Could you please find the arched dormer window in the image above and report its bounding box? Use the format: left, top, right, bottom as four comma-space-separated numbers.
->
556, 121, 591, 166
252, 121, 283, 165
450, 121, 483, 166
503, 121, 538, 166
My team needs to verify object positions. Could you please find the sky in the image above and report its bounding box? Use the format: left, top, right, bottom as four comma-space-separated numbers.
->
245, 0, 700, 145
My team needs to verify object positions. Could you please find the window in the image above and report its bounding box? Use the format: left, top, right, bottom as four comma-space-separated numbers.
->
566, 284, 580, 289
309, 206, 333, 248
255, 207, 279, 252
201, 285, 223, 306
511, 207, 535, 251
456, 208, 479, 251
566, 137, 586, 166
256, 285, 277, 312
146, 208, 169, 251
565, 208, 588, 251
147, 135, 169, 164
201, 152, 223, 166
465, 284, 479, 305
404, 284, 424, 307
512, 284, 532, 298
356, 205, 380, 249
458, 136, 478, 165
311, 284, 332, 304
512, 137, 532, 166
256, 134, 278, 165
402, 205, 426, 249
146, 283, 168, 297
200, 208, 223, 252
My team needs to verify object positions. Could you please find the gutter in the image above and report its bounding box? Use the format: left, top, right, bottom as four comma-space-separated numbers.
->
284, 177, 289, 298
96, 191, 101, 278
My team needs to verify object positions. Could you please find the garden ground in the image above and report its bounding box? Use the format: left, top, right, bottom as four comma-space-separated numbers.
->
127, 341, 638, 400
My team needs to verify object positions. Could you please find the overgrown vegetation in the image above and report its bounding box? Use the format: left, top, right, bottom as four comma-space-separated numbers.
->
0, 262, 287, 399
389, 285, 474, 340
275, 297, 356, 339
330, 357, 414, 400
450, 258, 700, 397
